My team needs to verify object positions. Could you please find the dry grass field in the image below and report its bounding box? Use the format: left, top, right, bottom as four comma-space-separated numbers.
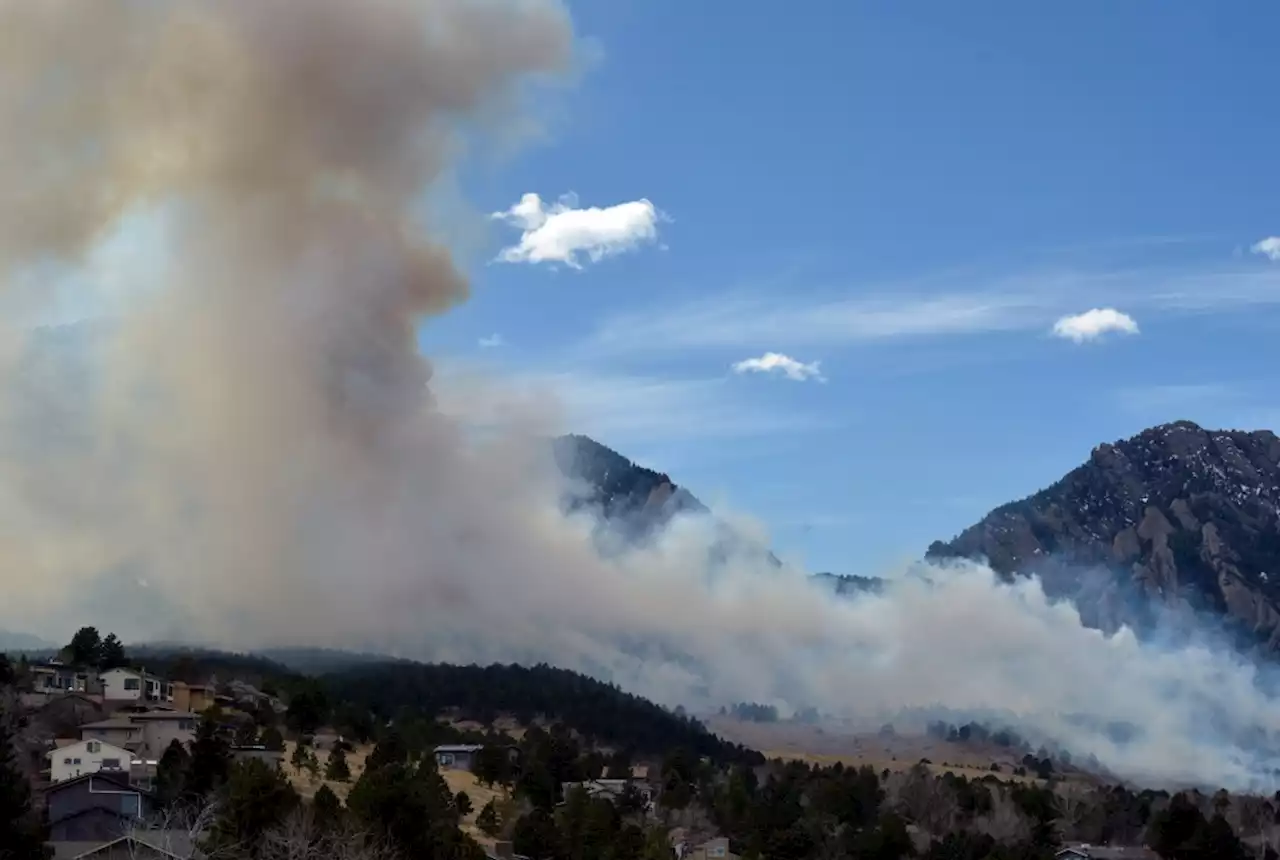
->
705, 716, 1096, 786
280, 739, 518, 846
281, 740, 373, 801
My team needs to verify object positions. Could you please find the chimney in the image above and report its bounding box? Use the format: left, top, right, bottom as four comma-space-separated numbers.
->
493, 841, 514, 860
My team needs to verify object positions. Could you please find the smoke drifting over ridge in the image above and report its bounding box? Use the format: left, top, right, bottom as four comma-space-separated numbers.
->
2, 0, 1280, 793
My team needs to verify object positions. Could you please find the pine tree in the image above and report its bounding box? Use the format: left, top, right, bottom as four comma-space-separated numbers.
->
260, 726, 285, 752
0, 710, 49, 859
477, 799, 501, 836
312, 784, 343, 827
97, 634, 127, 671
187, 713, 231, 800
205, 758, 300, 857
325, 748, 351, 782
155, 739, 191, 809
63, 627, 101, 668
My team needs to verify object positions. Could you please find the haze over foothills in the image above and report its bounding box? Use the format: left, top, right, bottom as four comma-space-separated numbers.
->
4, 0, 1280, 793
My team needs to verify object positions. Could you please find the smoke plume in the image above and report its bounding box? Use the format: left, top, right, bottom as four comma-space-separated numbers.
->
2, 0, 1279, 794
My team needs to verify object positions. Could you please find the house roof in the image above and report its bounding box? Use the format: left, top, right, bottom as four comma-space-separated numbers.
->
50, 831, 195, 860
45, 769, 149, 797
79, 719, 141, 731
128, 711, 198, 721
434, 744, 484, 753
48, 739, 132, 759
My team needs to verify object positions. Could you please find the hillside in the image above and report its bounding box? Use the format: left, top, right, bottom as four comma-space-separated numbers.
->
320, 661, 763, 766
927, 420, 1280, 648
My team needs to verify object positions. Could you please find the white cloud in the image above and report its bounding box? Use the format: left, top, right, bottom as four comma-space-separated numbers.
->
478, 333, 505, 348
492, 192, 663, 269
731, 352, 824, 382
1251, 237, 1280, 262
1050, 308, 1139, 343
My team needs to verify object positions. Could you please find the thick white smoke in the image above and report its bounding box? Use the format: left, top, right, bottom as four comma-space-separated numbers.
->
1, 0, 1278, 795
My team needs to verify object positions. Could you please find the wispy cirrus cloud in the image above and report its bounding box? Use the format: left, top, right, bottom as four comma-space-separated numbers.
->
491, 192, 664, 269
578, 258, 1280, 360
583, 291, 1050, 357
432, 362, 829, 447
478, 333, 505, 349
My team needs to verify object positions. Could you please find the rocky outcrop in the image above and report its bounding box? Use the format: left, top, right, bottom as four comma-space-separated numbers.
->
928, 421, 1280, 649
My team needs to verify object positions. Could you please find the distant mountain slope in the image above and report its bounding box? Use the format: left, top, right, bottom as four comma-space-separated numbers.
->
322, 661, 764, 765
928, 421, 1280, 647
553, 434, 707, 534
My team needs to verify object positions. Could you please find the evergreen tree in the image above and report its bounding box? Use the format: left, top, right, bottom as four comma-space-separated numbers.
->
0, 711, 49, 859
97, 633, 127, 671
347, 761, 485, 860
285, 683, 329, 735
155, 739, 191, 809
512, 807, 562, 860
260, 726, 285, 752
312, 783, 343, 827
477, 799, 501, 836
63, 626, 101, 668
325, 748, 351, 782
366, 727, 409, 772
0, 655, 13, 687
455, 790, 473, 817
205, 758, 300, 858
473, 743, 514, 786
290, 739, 311, 769
187, 713, 232, 800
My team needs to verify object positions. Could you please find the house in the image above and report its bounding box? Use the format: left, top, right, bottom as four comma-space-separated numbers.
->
45, 771, 156, 843
560, 779, 655, 811
79, 719, 145, 752
231, 745, 285, 770
48, 739, 134, 783
127, 711, 198, 757
1056, 847, 1156, 859
49, 830, 196, 860
78, 710, 197, 758
683, 838, 738, 860
171, 681, 215, 713
31, 662, 95, 695
100, 669, 173, 704
434, 743, 483, 771
486, 841, 531, 860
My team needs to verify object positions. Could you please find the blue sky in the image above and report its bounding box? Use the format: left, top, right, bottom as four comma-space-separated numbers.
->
423, 1, 1280, 576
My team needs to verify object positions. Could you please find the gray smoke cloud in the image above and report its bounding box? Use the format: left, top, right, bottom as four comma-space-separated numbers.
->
2, 0, 1279, 795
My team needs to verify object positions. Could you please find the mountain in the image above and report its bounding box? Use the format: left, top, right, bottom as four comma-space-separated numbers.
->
927, 420, 1280, 648
0, 630, 58, 652
553, 434, 707, 535
553, 434, 787, 570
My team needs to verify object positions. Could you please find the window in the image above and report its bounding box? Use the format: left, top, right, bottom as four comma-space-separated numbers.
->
72, 758, 81, 765
102, 758, 121, 769
63, 758, 72, 765
86, 742, 100, 754
180, 720, 194, 731
123, 677, 140, 691
710, 848, 726, 858
437, 753, 454, 766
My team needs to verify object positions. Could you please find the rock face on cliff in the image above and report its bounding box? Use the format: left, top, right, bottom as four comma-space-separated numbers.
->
553, 434, 707, 538
927, 421, 1280, 648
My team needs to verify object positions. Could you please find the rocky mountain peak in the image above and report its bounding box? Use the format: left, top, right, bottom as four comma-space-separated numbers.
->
928, 422, 1280, 650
